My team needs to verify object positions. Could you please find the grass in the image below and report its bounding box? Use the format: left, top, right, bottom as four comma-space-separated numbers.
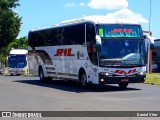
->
145, 73, 160, 86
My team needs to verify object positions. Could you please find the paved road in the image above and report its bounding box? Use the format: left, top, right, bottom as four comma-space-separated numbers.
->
0, 75, 160, 120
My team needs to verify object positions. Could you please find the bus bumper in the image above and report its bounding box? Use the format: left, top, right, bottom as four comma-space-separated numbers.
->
8, 68, 26, 75
99, 73, 146, 85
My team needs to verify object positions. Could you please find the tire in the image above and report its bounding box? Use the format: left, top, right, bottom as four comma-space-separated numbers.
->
39, 68, 52, 82
80, 71, 88, 88
118, 82, 128, 89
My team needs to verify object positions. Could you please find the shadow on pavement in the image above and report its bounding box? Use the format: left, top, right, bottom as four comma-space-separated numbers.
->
14, 78, 141, 93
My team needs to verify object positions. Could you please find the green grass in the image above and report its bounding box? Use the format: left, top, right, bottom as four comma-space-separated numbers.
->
145, 73, 160, 86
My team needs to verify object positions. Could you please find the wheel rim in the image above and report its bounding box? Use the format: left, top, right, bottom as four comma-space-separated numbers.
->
81, 73, 87, 87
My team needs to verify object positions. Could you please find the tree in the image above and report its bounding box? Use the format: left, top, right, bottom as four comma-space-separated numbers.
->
0, 0, 21, 51
0, 0, 21, 65
7, 37, 28, 53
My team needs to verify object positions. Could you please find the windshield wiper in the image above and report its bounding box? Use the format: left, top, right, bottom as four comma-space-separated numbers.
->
100, 58, 144, 67
100, 58, 123, 66
111, 59, 123, 66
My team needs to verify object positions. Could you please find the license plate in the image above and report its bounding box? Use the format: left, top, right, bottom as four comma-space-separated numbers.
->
121, 78, 129, 82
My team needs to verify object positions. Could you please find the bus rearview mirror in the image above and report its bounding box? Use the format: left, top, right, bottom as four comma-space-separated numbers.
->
96, 35, 102, 52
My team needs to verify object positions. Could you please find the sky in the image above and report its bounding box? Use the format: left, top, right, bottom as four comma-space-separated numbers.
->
15, 0, 159, 39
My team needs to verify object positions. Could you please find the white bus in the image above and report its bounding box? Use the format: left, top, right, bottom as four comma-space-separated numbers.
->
8, 49, 29, 75
28, 16, 147, 88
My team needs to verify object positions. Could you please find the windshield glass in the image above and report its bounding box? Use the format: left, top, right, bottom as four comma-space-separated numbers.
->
8, 55, 27, 68
97, 24, 143, 38
99, 39, 146, 67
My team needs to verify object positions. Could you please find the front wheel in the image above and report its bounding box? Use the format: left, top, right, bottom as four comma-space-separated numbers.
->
118, 82, 128, 89
80, 71, 88, 88
80, 71, 89, 88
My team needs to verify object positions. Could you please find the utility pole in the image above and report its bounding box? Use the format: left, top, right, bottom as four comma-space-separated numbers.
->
148, 0, 152, 73
149, 32, 152, 73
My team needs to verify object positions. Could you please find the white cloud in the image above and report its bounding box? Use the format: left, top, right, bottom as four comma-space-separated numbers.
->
65, 3, 76, 7
80, 2, 85, 6
65, 2, 85, 7
88, 0, 128, 10
105, 9, 148, 23
85, 9, 148, 24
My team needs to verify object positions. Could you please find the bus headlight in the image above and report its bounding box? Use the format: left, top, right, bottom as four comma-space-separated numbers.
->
105, 73, 109, 76
138, 71, 146, 75
100, 72, 111, 76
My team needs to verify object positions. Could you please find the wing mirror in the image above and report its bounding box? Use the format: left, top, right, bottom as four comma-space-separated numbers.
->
96, 35, 102, 52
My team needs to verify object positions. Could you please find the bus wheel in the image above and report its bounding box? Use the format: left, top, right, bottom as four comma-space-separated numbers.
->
80, 71, 88, 88
118, 82, 128, 89
39, 68, 45, 81
39, 68, 52, 82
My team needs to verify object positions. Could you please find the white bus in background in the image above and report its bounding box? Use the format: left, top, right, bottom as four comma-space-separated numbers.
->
8, 49, 29, 75
28, 16, 149, 89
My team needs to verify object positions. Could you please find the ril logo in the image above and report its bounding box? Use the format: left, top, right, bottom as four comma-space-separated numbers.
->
114, 69, 137, 75
54, 48, 74, 56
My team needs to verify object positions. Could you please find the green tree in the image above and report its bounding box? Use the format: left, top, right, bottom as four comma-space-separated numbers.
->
7, 37, 28, 53
0, 0, 21, 65
0, 0, 21, 51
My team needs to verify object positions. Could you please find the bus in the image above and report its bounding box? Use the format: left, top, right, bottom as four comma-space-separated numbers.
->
152, 39, 160, 72
28, 16, 147, 88
8, 49, 29, 75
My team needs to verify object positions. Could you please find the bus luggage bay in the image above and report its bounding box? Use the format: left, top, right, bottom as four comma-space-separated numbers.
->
28, 16, 147, 88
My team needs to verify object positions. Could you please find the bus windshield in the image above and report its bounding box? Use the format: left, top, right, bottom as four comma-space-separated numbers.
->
8, 55, 27, 68
99, 39, 146, 67
96, 24, 146, 67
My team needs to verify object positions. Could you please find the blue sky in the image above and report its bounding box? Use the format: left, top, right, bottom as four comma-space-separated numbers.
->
16, 0, 159, 39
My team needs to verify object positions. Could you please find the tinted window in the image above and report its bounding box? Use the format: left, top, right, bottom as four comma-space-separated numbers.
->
28, 23, 85, 47
73, 24, 85, 45
62, 24, 85, 45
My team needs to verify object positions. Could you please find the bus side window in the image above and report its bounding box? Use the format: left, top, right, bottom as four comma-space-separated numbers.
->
61, 26, 71, 45
44, 29, 53, 46
56, 27, 63, 45
51, 29, 58, 46
70, 24, 85, 45
28, 32, 34, 47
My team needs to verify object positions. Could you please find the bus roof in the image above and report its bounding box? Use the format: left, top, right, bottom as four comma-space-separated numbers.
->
30, 16, 140, 32
61, 16, 140, 25
10, 49, 28, 55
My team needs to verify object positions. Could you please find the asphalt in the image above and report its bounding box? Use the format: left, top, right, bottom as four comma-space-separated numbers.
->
0, 75, 160, 120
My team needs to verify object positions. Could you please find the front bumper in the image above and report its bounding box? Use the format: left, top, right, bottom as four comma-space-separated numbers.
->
99, 73, 146, 85
8, 69, 26, 75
